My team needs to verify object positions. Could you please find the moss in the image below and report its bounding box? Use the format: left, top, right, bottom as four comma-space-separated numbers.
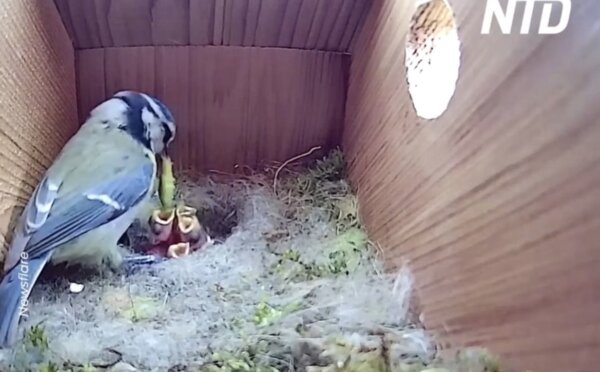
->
8, 325, 57, 372
327, 227, 368, 274
72, 364, 99, 372
25, 324, 49, 350
102, 287, 161, 322
252, 302, 283, 327
270, 227, 369, 282
36, 361, 61, 372
198, 350, 278, 372
266, 149, 369, 282
253, 299, 303, 327
274, 148, 354, 229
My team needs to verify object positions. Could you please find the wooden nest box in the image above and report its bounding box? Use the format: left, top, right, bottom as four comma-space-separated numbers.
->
0, 0, 598, 371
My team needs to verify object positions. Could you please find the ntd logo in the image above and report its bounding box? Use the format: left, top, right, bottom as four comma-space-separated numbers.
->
481, 0, 571, 35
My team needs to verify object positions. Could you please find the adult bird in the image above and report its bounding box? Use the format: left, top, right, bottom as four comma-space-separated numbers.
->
0, 90, 176, 348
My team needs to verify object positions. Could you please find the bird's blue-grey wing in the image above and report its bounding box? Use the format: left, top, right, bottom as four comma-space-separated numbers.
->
23, 161, 155, 259
3, 175, 61, 273
0, 160, 154, 347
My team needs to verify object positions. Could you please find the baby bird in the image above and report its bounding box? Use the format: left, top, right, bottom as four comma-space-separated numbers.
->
0, 90, 176, 348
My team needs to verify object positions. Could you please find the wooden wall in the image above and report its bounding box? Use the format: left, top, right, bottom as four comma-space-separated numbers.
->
54, 0, 370, 52
76, 46, 349, 172
344, 0, 600, 371
53, 0, 367, 172
0, 0, 77, 267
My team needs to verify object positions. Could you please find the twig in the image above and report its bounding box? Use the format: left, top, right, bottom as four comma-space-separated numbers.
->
208, 169, 236, 176
273, 146, 321, 194
127, 285, 138, 321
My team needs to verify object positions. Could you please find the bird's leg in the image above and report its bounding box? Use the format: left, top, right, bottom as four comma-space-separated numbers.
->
112, 244, 166, 275
121, 253, 167, 275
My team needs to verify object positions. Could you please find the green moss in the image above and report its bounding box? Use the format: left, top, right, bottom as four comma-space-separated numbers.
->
275, 148, 354, 230
253, 299, 303, 327
252, 302, 283, 327
198, 350, 279, 372
271, 227, 368, 282
36, 362, 60, 372
121, 296, 160, 322
25, 324, 49, 350
73, 364, 99, 372
102, 288, 161, 322
328, 227, 368, 274
267, 149, 370, 283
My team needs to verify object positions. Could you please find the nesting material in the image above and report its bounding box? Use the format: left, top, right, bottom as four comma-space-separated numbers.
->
0, 149, 499, 372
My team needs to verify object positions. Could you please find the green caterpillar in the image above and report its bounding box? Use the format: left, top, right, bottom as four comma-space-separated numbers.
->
159, 155, 176, 210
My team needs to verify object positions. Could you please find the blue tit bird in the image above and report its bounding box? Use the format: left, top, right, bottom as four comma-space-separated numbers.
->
0, 90, 176, 348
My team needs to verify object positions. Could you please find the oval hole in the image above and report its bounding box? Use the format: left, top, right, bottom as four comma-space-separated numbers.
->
405, 0, 461, 120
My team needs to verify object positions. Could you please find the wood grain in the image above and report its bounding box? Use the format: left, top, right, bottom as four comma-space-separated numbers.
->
107, 0, 152, 47
223, 0, 249, 46
76, 46, 349, 173
151, 0, 190, 46
277, 0, 303, 47
241, 0, 262, 46
339, 0, 370, 51
76, 48, 106, 122
53, 0, 371, 52
0, 0, 77, 268
254, 0, 288, 47
155, 47, 192, 172
290, 0, 320, 49
344, 0, 600, 371
104, 47, 156, 95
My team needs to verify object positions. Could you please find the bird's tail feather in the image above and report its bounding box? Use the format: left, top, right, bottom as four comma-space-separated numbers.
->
0, 252, 51, 348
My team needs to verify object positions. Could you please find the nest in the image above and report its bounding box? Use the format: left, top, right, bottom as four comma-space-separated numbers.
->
0, 149, 500, 372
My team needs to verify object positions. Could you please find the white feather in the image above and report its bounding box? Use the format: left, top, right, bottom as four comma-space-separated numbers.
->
86, 194, 123, 210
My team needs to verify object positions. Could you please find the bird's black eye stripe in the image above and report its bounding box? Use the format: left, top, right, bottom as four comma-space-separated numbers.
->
115, 95, 131, 108
114, 94, 151, 149
145, 102, 160, 119
162, 122, 173, 144
152, 97, 174, 122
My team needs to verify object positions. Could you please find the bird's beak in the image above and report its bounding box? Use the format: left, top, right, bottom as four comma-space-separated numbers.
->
161, 148, 169, 159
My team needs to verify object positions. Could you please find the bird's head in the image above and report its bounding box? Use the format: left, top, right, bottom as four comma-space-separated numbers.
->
88, 90, 176, 156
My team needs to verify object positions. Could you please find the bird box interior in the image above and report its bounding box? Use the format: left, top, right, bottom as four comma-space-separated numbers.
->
1, 0, 599, 371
